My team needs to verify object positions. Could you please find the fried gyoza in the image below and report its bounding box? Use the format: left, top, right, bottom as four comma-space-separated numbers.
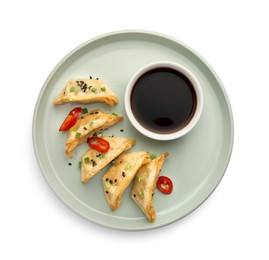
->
65, 110, 123, 158
54, 78, 118, 106
102, 152, 150, 211
131, 152, 169, 222
81, 137, 135, 183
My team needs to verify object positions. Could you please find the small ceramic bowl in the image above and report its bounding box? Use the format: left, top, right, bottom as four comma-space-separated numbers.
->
124, 61, 203, 141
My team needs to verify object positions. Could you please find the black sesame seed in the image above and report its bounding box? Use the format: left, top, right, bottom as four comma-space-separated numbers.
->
68, 163, 72, 166
96, 78, 99, 80
83, 127, 87, 130
114, 179, 117, 183
106, 178, 109, 182
89, 76, 92, 79
109, 180, 113, 185
77, 81, 85, 88
133, 194, 136, 198
95, 111, 99, 114
122, 172, 126, 177
105, 191, 109, 194
120, 129, 124, 132
91, 159, 96, 166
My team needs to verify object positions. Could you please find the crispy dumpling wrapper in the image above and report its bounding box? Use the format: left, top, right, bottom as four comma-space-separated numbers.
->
65, 109, 123, 158
81, 137, 135, 183
54, 78, 118, 106
131, 152, 169, 223
102, 151, 150, 211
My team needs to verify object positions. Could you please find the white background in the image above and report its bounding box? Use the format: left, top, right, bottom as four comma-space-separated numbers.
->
1, 0, 268, 259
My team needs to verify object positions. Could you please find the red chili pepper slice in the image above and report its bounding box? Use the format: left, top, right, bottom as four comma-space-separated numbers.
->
88, 137, 110, 153
59, 107, 82, 131
157, 176, 173, 194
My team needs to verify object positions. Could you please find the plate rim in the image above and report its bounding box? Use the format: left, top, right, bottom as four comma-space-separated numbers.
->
32, 29, 234, 231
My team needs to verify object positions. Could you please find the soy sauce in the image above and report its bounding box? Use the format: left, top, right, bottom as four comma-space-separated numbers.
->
131, 67, 197, 134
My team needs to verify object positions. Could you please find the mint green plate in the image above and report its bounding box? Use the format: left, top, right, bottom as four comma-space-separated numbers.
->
33, 30, 233, 231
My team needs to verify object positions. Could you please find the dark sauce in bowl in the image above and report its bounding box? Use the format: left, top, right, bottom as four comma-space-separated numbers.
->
131, 67, 197, 134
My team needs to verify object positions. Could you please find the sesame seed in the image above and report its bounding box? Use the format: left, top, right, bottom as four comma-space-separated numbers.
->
91, 159, 96, 166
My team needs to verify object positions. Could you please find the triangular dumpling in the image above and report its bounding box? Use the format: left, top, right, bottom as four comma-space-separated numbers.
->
54, 78, 118, 105
102, 151, 150, 211
81, 137, 135, 183
131, 152, 169, 222
65, 109, 123, 158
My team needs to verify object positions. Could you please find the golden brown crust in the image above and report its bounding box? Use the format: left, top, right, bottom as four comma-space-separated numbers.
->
81, 137, 135, 183
102, 152, 150, 211
54, 78, 118, 106
65, 109, 123, 158
131, 152, 169, 222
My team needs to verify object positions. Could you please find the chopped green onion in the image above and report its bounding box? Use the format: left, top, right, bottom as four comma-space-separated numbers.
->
98, 154, 105, 160
101, 87, 106, 92
138, 189, 144, 198
78, 161, 82, 168
89, 120, 94, 126
70, 86, 75, 92
84, 157, 90, 163
150, 153, 157, 160
82, 107, 88, 114
105, 180, 111, 188
137, 176, 143, 182
126, 163, 131, 170
112, 112, 118, 116
75, 132, 81, 138
69, 126, 76, 131
91, 87, 97, 93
